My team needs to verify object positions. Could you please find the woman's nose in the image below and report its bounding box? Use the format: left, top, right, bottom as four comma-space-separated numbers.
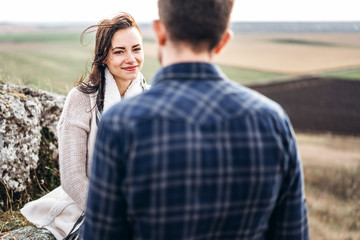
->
125, 52, 136, 64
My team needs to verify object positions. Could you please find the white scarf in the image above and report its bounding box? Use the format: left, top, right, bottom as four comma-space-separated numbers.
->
103, 67, 146, 113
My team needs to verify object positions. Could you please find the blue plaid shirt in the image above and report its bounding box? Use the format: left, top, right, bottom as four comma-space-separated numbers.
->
81, 62, 309, 240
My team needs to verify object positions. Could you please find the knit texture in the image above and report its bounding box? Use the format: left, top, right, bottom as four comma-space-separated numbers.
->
58, 71, 147, 210
58, 88, 92, 210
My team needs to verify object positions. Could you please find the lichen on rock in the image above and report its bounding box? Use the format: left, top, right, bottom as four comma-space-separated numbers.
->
1, 225, 56, 240
0, 84, 65, 210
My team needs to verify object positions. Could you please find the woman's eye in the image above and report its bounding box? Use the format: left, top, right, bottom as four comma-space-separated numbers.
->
133, 48, 141, 52
114, 51, 124, 54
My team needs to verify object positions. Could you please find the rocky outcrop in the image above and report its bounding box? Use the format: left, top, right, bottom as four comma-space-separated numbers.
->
1, 226, 56, 240
0, 84, 65, 210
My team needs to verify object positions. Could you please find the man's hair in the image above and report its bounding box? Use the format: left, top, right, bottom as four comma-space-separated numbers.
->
158, 0, 234, 52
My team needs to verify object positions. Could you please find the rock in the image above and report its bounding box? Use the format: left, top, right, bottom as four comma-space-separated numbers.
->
1, 226, 56, 240
0, 84, 65, 210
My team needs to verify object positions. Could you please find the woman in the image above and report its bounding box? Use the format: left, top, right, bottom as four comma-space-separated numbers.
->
20, 12, 149, 240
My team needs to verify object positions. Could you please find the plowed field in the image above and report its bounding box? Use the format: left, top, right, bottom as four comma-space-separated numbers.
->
249, 76, 360, 136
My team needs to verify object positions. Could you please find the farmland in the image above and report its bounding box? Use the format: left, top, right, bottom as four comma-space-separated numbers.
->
0, 31, 283, 95
214, 33, 360, 74
249, 76, 360, 136
1, 23, 360, 239
1, 25, 360, 95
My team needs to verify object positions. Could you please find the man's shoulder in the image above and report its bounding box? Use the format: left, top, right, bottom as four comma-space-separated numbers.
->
209, 80, 286, 120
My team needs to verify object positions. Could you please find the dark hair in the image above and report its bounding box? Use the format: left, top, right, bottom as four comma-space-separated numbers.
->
76, 12, 141, 112
158, 0, 234, 52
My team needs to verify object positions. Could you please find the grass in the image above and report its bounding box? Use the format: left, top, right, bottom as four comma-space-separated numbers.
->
0, 33, 162, 95
0, 49, 161, 95
0, 33, 92, 94
296, 133, 360, 240
0, 32, 81, 43
141, 55, 161, 82
218, 64, 285, 84
320, 67, 360, 80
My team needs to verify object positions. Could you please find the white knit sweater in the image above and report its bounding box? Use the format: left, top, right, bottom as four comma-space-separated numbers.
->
21, 70, 148, 240
59, 69, 147, 210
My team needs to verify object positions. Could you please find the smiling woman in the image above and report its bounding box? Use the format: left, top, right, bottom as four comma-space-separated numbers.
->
18, 12, 150, 240
106, 27, 144, 96
76, 13, 148, 113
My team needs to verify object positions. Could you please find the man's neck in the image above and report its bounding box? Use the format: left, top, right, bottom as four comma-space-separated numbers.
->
160, 42, 213, 67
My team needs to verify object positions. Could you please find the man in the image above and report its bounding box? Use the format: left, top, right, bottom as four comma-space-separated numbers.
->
81, 0, 310, 239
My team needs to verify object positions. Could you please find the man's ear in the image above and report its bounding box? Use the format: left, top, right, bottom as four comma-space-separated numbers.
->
152, 20, 167, 46
214, 29, 233, 54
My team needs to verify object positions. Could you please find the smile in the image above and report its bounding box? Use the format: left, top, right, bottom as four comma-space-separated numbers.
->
122, 66, 138, 71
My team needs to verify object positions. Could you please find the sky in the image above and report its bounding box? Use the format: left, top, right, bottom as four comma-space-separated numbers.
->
0, 0, 359, 24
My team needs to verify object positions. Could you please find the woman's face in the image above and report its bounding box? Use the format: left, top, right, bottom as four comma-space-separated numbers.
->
105, 27, 144, 83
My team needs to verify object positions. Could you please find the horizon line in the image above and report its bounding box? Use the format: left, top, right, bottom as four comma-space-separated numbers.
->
1, 20, 360, 25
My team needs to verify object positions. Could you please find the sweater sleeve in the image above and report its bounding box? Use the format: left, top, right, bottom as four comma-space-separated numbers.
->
57, 88, 92, 211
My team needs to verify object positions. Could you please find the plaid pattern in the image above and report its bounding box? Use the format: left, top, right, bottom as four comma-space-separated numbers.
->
81, 63, 309, 240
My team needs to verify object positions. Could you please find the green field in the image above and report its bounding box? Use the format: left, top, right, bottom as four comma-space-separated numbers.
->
0, 31, 287, 95
321, 67, 360, 80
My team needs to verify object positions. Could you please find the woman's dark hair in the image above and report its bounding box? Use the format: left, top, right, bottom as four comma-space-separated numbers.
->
76, 12, 141, 112
158, 0, 234, 52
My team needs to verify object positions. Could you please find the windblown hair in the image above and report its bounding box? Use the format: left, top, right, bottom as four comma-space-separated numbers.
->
76, 12, 141, 112
158, 0, 234, 52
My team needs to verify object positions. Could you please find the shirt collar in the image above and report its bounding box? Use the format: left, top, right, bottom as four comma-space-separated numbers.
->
151, 62, 227, 86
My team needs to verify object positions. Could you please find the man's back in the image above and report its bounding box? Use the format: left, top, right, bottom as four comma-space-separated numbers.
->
84, 63, 309, 239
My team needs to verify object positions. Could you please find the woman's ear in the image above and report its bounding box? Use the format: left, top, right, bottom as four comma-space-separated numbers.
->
152, 20, 167, 46
214, 29, 233, 54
